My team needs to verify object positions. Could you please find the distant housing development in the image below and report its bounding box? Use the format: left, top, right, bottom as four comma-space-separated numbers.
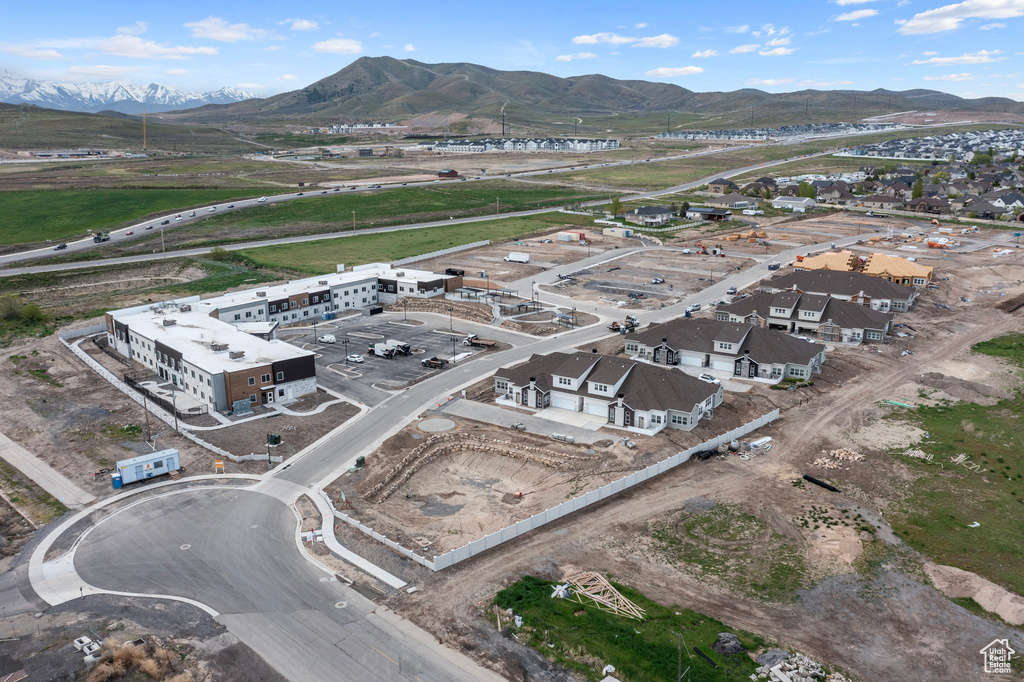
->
104, 264, 460, 412
838, 129, 1024, 161
422, 138, 619, 153
656, 122, 900, 142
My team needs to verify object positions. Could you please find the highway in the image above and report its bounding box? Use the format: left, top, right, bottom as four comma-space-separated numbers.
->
0, 147, 833, 277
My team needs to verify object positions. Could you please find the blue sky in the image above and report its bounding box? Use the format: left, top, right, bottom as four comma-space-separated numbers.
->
2, 0, 1023, 100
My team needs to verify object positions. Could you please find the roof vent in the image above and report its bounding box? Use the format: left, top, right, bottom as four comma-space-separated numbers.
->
162, 318, 177, 327
318, 280, 328, 285
256, 291, 267, 297
229, 350, 245, 360
662, 337, 667, 343
529, 376, 536, 383
396, 271, 405, 277
211, 342, 229, 352
179, 304, 192, 312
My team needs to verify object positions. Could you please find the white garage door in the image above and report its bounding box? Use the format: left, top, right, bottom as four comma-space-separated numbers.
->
551, 395, 577, 411
711, 359, 734, 371
584, 401, 607, 416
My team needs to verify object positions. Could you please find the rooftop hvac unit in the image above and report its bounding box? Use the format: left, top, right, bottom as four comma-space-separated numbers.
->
229, 350, 246, 359
396, 271, 405, 277
179, 304, 192, 312
256, 291, 266, 297
318, 280, 328, 285
211, 342, 229, 352
162, 318, 177, 327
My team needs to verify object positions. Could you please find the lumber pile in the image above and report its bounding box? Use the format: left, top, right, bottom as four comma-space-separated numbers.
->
566, 571, 645, 621
813, 448, 864, 470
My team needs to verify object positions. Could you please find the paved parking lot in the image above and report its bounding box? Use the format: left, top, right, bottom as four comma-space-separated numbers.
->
278, 314, 492, 407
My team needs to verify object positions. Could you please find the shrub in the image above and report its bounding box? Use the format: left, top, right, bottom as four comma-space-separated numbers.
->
19, 304, 45, 323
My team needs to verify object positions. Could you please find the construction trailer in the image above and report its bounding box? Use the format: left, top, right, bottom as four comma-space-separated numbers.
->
112, 449, 180, 489
386, 339, 412, 355
368, 343, 395, 358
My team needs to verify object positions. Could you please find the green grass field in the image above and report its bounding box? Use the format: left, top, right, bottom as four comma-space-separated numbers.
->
236, 214, 580, 273
887, 333, 1024, 594
196, 181, 601, 232
494, 575, 763, 682
0, 189, 257, 245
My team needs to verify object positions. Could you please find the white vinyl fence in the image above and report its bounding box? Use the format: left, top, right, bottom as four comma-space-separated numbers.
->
392, 240, 490, 267
333, 409, 780, 571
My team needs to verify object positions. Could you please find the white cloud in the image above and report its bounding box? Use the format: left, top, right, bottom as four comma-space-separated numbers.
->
117, 21, 148, 35
281, 19, 319, 31
923, 51, 939, 55
166, 68, 189, 76
836, 8, 879, 20
572, 32, 635, 45
692, 49, 718, 58
572, 31, 678, 48
369, 32, 382, 38
236, 82, 264, 89
404, 44, 416, 51
799, 79, 854, 86
98, 35, 218, 60
184, 16, 267, 42
67, 65, 141, 77
265, 45, 284, 51
555, 52, 598, 61
766, 36, 792, 46
912, 49, 1004, 65
760, 46, 796, 56
898, 0, 1024, 34
725, 25, 750, 33
730, 43, 761, 53
276, 74, 297, 81
923, 72, 976, 80
746, 78, 794, 86
312, 37, 362, 54
837, 0, 879, 4
979, 21, 1007, 27
0, 44, 64, 60
635, 22, 648, 28
633, 33, 679, 48
646, 66, 704, 77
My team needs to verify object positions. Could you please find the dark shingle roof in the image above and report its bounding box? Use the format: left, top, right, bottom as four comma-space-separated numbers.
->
760, 270, 915, 300
631, 319, 822, 366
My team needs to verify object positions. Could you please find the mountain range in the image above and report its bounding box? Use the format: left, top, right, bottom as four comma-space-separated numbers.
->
0, 71, 257, 114
163, 56, 1024, 125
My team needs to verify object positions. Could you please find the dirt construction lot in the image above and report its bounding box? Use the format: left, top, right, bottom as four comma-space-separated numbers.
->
320, 245, 1024, 682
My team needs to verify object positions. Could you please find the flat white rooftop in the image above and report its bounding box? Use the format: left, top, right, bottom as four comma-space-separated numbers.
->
119, 309, 312, 374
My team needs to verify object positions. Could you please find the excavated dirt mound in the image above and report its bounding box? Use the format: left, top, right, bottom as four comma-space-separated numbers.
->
926, 563, 1024, 625
917, 372, 1013, 406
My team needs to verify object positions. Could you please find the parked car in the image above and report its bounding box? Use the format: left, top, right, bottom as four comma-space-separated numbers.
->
53, 243, 67, 250
651, 277, 665, 284
698, 374, 721, 385
346, 354, 364, 364
686, 304, 701, 313
726, 287, 737, 295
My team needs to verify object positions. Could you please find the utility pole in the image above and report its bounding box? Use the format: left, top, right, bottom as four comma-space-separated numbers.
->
142, 392, 152, 441
171, 391, 179, 433
496, 197, 500, 218
352, 210, 356, 231
142, 108, 146, 151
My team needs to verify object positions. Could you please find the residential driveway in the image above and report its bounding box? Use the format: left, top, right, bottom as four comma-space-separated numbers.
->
73, 487, 503, 682
438, 399, 612, 444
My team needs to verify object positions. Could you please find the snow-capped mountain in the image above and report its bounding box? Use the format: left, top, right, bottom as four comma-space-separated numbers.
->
0, 71, 258, 114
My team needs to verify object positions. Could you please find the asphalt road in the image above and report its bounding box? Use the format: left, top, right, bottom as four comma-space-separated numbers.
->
74, 487, 502, 682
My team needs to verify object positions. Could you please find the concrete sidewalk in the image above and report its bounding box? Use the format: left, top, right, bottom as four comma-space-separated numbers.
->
438, 399, 611, 444
0, 432, 95, 508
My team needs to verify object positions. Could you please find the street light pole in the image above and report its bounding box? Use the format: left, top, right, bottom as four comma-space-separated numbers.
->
403, 298, 408, 322
171, 391, 179, 433
451, 336, 458, 365
342, 338, 349, 364
447, 306, 453, 331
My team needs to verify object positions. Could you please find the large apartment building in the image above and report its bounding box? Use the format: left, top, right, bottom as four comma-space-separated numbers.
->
105, 264, 458, 411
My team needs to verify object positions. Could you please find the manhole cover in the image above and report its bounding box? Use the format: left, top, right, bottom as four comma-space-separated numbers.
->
418, 418, 456, 433
319, 577, 329, 582
180, 544, 191, 551
335, 601, 347, 609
